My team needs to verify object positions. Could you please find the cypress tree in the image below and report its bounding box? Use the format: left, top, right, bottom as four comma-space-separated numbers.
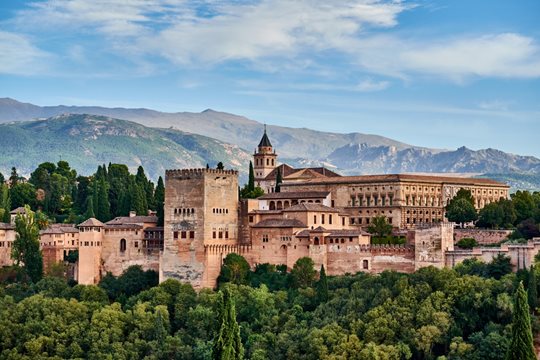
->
92, 178, 99, 217
97, 178, 111, 222
505, 282, 536, 360
528, 266, 538, 311
248, 161, 255, 192
275, 167, 282, 193
1, 184, 11, 223
12, 205, 43, 283
9, 167, 19, 186
155, 176, 165, 226
0, 171, 4, 184
85, 196, 95, 219
213, 288, 244, 360
316, 265, 329, 303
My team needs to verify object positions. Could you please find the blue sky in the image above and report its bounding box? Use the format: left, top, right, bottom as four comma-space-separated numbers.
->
1, 1, 539, 156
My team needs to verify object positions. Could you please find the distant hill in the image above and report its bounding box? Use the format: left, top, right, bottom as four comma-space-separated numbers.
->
327, 144, 540, 175
0, 98, 428, 160
1, 98, 540, 191
0, 114, 251, 180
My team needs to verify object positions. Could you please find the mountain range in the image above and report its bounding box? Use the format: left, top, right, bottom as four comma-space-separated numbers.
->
1, 98, 539, 190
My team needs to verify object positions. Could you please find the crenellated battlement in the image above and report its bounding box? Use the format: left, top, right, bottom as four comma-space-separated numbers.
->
204, 244, 253, 254
326, 244, 414, 254
166, 168, 238, 179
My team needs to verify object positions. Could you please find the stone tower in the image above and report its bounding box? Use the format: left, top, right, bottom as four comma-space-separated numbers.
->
253, 125, 277, 183
160, 168, 239, 288
77, 218, 104, 285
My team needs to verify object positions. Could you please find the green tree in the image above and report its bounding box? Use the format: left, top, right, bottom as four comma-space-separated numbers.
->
275, 167, 282, 193
316, 265, 329, 302
213, 288, 244, 360
291, 257, 317, 288
505, 282, 536, 360
155, 176, 165, 226
486, 254, 513, 280
9, 167, 19, 186
217, 162, 225, 170
367, 215, 393, 238
97, 178, 111, 221
12, 205, 43, 282
511, 191, 536, 224
0, 171, 4, 184
219, 253, 251, 285
527, 266, 538, 311
10, 182, 36, 209
456, 237, 478, 249
446, 197, 478, 227
248, 161, 255, 192
1, 183, 11, 223
85, 196, 95, 219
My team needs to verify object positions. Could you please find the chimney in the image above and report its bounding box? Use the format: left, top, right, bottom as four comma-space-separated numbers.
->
129, 211, 136, 217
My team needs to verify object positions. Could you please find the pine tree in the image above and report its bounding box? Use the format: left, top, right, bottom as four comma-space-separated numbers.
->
248, 161, 255, 192
85, 196, 95, 219
9, 167, 19, 186
97, 178, 111, 222
505, 282, 536, 360
528, 266, 538, 311
316, 265, 329, 303
275, 167, 282, 193
213, 288, 244, 360
155, 176, 165, 226
12, 205, 43, 283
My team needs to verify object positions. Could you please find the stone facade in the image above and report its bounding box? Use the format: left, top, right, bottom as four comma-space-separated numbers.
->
454, 228, 512, 245
281, 174, 509, 229
160, 168, 239, 288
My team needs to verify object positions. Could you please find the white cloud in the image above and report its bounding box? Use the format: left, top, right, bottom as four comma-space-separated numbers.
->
0, 31, 51, 75
350, 33, 540, 81
8, 1, 540, 82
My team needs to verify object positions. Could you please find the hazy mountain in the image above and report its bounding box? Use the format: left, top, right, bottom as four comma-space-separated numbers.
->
1, 98, 540, 190
327, 143, 540, 175
0, 98, 428, 160
0, 114, 251, 180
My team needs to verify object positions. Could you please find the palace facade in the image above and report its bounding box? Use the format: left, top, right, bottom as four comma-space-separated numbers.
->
1, 128, 530, 289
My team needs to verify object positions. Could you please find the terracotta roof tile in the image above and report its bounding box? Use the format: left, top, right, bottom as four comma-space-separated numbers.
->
283, 203, 340, 213
252, 218, 306, 228
258, 191, 330, 200
78, 218, 104, 227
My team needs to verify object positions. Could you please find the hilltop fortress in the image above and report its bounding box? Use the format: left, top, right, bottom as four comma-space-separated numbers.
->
1, 128, 537, 288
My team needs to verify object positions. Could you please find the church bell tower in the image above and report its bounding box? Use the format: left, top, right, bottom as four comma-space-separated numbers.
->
253, 125, 277, 182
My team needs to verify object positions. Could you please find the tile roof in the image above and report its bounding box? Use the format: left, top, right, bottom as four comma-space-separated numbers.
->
10, 207, 27, 214
282, 174, 508, 187
106, 215, 158, 225
258, 191, 330, 200
104, 224, 143, 230
78, 218, 104, 227
0, 223, 14, 230
258, 129, 272, 147
282, 203, 340, 213
263, 165, 340, 181
252, 218, 306, 228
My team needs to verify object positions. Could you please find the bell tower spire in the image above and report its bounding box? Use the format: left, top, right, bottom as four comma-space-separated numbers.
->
253, 125, 277, 190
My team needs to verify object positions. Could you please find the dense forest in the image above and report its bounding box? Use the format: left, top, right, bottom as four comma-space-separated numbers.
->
0, 161, 165, 226
0, 252, 539, 360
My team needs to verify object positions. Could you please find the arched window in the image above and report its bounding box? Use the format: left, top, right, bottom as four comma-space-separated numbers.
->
120, 238, 127, 252
314, 237, 320, 245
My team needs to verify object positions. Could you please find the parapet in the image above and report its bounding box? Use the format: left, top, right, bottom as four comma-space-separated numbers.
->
327, 244, 414, 253
166, 168, 238, 180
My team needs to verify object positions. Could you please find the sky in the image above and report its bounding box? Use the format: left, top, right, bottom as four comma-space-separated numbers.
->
1, 0, 539, 157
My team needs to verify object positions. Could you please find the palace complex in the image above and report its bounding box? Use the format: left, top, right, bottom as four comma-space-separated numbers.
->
1, 128, 538, 289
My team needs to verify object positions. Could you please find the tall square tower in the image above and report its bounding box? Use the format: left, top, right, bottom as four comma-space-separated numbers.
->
160, 168, 239, 288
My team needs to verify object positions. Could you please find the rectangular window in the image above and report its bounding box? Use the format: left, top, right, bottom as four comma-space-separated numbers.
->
225, 231, 229, 239
181, 231, 187, 239
213, 231, 216, 239
189, 231, 195, 239
173, 231, 178, 239
329, 215, 332, 224
313, 215, 317, 224
249, 215, 254, 222
219, 232, 223, 239
134, 241, 138, 248
342, 217, 345, 226
321, 214, 325, 224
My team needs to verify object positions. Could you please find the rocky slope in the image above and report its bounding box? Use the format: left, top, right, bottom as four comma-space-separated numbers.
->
0, 114, 251, 180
